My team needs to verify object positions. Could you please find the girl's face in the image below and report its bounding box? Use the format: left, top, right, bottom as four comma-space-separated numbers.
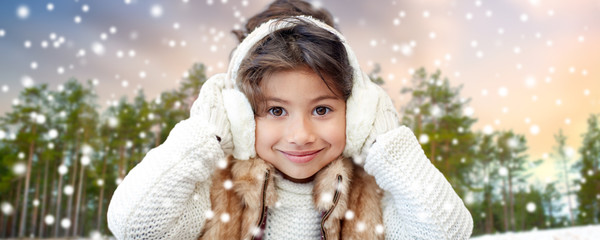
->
255, 68, 346, 183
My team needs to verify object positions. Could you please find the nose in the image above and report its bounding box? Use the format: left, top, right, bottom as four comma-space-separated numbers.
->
287, 116, 316, 145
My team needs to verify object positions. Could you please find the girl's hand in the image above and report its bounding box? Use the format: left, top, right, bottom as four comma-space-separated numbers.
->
190, 73, 234, 154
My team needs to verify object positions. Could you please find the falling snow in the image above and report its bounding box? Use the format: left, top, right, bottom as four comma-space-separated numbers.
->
0, 1, 599, 238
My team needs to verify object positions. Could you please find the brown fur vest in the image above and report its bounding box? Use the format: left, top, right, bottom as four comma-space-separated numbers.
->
198, 155, 384, 240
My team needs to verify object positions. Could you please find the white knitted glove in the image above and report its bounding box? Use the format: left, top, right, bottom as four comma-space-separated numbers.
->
107, 117, 224, 239
356, 84, 400, 161
364, 126, 473, 239
190, 73, 234, 154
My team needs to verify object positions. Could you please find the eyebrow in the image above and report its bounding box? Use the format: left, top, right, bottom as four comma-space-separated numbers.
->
265, 95, 340, 104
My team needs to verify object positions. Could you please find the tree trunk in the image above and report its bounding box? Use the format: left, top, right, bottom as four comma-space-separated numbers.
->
430, 140, 436, 164
66, 136, 80, 236
12, 178, 22, 237
155, 124, 161, 147
73, 160, 86, 236
519, 191, 526, 231
508, 169, 515, 231
19, 124, 37, 237
31, 166, 41, 237
484, 165, 494, 233
119, 145, 126, 179
594, 155, 599, 224
54, 169, 64, 237
2, 185, 15, 238
0, 211, 4, 238
78, 180, 87, 236
485, 186, 494, 233
97, 152, 109, 231
38, 154, 51, 237
501, 178, 509, 232
562, 157, 575, 226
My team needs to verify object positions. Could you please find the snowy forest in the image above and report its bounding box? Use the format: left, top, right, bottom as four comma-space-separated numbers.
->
0, 63, 599, 238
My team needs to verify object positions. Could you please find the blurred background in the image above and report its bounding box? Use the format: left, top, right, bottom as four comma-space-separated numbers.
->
0, 0, 599, 238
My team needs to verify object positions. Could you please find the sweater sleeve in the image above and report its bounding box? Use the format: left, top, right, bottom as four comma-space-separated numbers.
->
107, 117, 224, 240
363, 126, 473, 240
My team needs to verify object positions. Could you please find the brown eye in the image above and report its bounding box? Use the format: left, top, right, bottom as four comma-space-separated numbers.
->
269, 107, 285, 117
313, 106, 331, 116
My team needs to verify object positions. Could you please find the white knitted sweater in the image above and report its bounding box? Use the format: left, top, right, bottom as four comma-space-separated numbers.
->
263, 175, 321, 239
107, 120, 473, 239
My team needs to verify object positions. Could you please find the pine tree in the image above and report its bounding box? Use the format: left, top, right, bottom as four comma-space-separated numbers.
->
575, 113, 600, 224
0, 85, 52, 237
400, 68, 477, 197
552, 129, 576, 226
513, 185, 545, 231
541, 181, 563, 228
51, 79, 99, 237
180, 63, 209, 107
472, 133, 498, 234
495, 131, 530, 231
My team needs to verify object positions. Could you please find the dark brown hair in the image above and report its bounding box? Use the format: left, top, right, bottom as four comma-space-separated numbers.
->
237, 18, 353, 115
232, 0, 337, 42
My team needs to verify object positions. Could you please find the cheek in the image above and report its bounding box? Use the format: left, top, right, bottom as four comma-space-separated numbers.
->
324, 115, 346, 150
255, 118, 276, 152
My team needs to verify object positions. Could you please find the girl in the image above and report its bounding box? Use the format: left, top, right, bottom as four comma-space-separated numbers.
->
107, 1, 473, 239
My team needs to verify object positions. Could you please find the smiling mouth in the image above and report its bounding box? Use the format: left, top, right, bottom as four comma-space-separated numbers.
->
279, 149, 323, 164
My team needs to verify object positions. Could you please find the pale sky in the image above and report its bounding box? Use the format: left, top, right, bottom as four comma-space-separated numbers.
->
1, 0, 599, 183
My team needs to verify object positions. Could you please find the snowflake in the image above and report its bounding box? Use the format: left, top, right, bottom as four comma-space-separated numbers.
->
526, 202, 536, 212
320, 192, 333, 204
45, 214, 55, 225
205, 210, 215, 219
465, 13, 473, 20
375, 224, 384, 234
58, 165, 68, 175
463, 107, 474, 116
1, 202, 14, 215
555, 99, 562, 106
61, 218, 71, 229
497, 87, 508, 97
481, 124, 494, 135
150, 5, 163, 18
64, 185, 74, 196
220, 213, 230, 223
418, 134, 429, 144
13, 162, 26, 176
21, 75, 35, 88
17, 5, 30, 19
498, 167, 508, 177
92, 42, 105, 55
345, 210, 355, 220
356, 221, 366, 232
529, 125, 540, 135
80, 155, 91, 166
223, 179, 233, 190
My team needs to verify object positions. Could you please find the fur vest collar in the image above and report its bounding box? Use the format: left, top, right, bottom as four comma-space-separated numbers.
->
198, 156, 384, 240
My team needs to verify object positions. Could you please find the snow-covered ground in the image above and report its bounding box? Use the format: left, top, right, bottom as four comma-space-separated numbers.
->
471, 225, 600, 240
